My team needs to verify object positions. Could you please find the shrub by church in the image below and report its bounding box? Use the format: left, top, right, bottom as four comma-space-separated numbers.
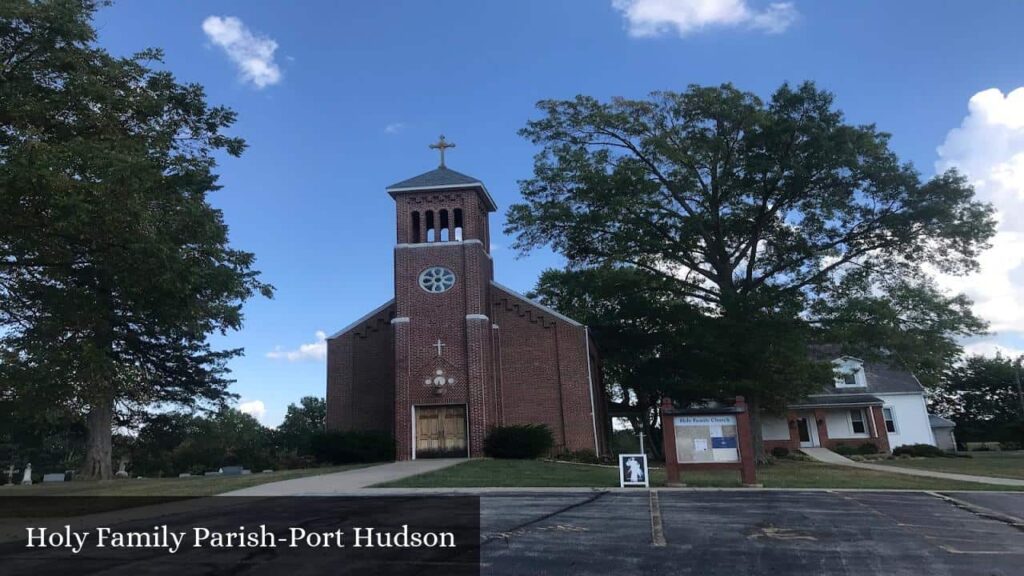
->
326, 139, 608, 459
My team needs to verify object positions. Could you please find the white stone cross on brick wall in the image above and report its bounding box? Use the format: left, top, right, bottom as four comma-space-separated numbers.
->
433, 339, 446, 357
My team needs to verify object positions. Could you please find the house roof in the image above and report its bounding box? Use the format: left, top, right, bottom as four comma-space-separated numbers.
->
811, 360, 925, 396
808, 345, 925, 396
929, 414, 956, 428
386, 166, 497, 211
789, 394, 884, 409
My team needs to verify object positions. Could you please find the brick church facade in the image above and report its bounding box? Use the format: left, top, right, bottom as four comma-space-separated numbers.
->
326, 149, 608, 460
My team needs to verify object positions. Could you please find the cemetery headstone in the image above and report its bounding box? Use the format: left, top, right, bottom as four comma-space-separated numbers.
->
21, 463, 32, 485
42, 473, 65, 483
115, 459, 129, 478
219, 466, 243, 476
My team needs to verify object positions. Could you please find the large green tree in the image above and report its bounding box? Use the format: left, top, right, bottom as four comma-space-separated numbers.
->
276, 396, 327, 455
508, 83, 994, 455
0, 1, 271, 478
932, 354, 1024, 444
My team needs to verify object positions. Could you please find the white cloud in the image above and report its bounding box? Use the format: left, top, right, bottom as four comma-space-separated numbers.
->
202, 16, 282, 89
238, 400, 267, 421
935, 88, 1024, 336
962, 340, 1024, 359
384, 122, 406, 134
267, 330, 328, 362
611, 0, 798, 37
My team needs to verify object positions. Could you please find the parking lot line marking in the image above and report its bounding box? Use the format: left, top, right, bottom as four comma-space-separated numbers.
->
649, 490, 666, 547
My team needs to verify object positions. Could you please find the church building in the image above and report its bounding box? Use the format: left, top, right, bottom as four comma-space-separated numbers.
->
326, 138, 608, 460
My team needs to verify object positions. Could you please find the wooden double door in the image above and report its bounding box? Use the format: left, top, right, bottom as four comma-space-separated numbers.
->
415, 405, 468, 458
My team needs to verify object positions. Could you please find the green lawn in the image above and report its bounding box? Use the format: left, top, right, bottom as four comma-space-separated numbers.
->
375, 458, 1023, 491
875, 451, 1024, 480
0, 464, 371, 497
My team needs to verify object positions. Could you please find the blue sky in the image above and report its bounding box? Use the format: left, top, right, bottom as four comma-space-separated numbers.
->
91, 1, 1024, 426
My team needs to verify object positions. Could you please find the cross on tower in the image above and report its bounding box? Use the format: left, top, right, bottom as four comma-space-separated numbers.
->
433, 339, 446, 357
428, 135, 456, 168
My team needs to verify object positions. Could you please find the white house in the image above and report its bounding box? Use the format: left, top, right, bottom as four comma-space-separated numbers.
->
762, 356, 938, 454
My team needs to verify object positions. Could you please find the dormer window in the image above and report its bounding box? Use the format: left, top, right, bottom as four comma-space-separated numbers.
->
833, 357, 867, 388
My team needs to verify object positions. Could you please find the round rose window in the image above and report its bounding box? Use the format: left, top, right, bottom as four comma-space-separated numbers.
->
418, 266, 456, 293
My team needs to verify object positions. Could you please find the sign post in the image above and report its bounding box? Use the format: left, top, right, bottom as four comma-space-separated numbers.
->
661, 396, 758, 487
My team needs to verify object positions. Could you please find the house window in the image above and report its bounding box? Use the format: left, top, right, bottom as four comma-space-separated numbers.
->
883, 407, 897, 433
849, 409, 866, 434
833, 357, 866, 388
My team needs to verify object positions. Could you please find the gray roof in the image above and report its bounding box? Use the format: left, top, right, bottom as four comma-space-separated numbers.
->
929, 414, 956, 428
386, 167, 497, 211
790, 394, 884, 409
387, 166, 482, 189
814, 360, 925, 396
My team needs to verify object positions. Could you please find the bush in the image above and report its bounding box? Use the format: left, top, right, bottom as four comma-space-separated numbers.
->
832, 444, 858, 456
484, 424, 554, 459
555, 449, 599, 464
310, 431, 394, 464
891, 443, 946, 458
856, 442, 879, 455
770, 447, 790, 459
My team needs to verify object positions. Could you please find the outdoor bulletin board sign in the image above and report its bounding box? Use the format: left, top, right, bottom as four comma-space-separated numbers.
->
618, 454, 649, 488
660, 396, 758, 486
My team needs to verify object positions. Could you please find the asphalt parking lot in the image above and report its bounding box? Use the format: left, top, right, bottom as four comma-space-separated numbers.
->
481, 490, 1024, 575
2, 490, 1022, 574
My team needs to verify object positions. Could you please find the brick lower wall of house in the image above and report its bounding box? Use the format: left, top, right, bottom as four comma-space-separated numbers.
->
763, 406, 892, 455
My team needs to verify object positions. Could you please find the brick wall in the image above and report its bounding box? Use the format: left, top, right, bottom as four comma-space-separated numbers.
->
490, 284, 602, 455
326, 302, 396, 433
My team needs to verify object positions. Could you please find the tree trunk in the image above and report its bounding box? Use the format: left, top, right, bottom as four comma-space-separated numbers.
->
81, 393, 114, 480
746, 394, 767, 464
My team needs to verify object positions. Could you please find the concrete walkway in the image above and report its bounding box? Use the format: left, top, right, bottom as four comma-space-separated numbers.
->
800, 447, 1024, 487
221, 459, 464, 496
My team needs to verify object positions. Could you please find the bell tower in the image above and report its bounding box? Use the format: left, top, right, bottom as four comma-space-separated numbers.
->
387, 136, 498, 460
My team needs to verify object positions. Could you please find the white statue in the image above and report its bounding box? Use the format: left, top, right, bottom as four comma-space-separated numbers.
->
115, 459, 129, 478
21, 463, 32, 485
626, 457, 644, 482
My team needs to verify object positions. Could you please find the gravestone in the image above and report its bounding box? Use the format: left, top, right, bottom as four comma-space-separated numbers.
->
42, 473, 65, 483
21, 463, 32, 485
219, 466, 243, 476
178, 473, 192, 478
115, 460, 129, 478
204, 471, 221, 476
4, 464, 14, 485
